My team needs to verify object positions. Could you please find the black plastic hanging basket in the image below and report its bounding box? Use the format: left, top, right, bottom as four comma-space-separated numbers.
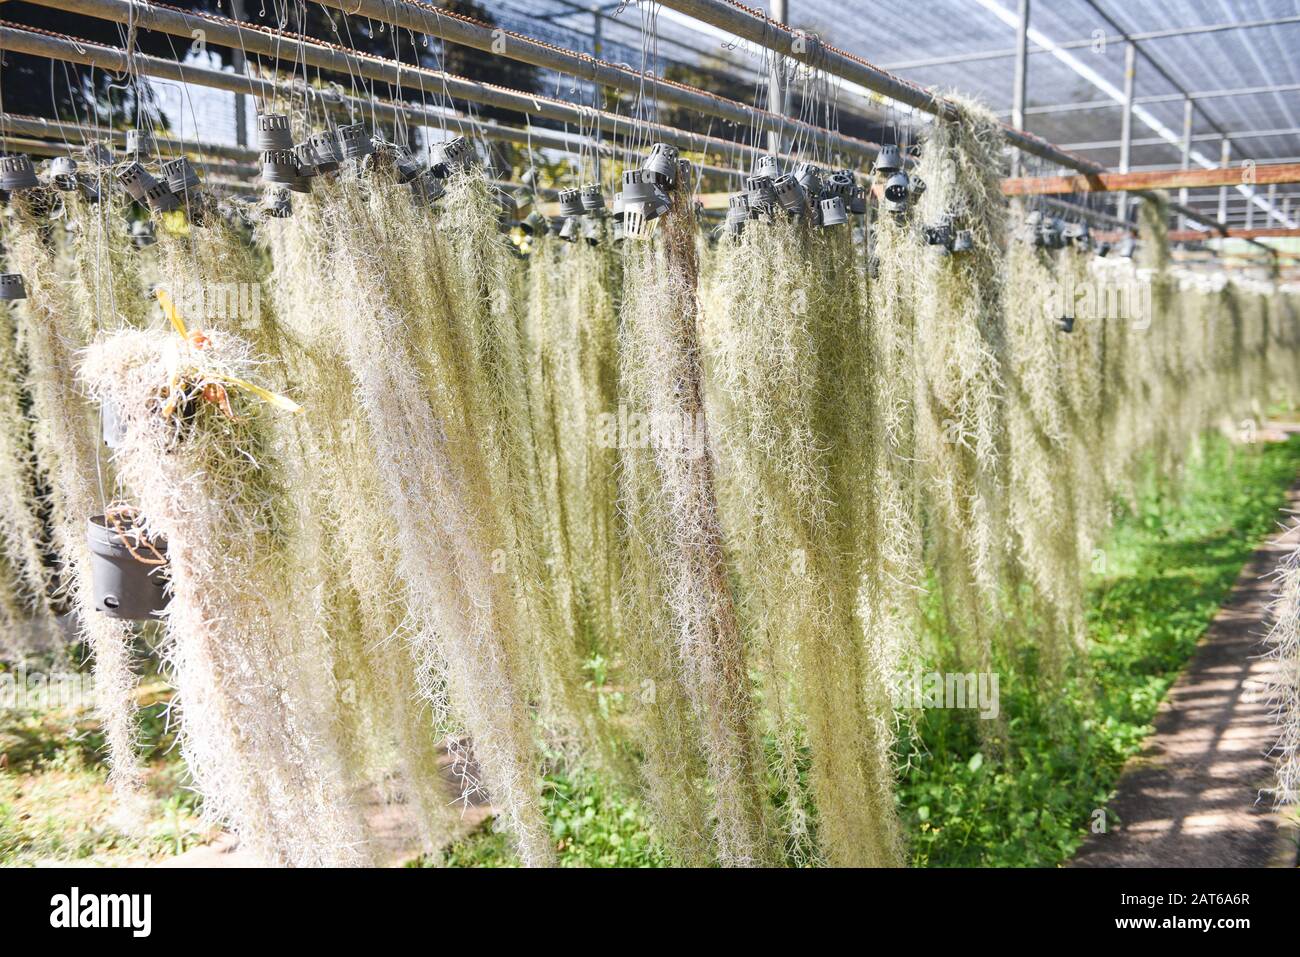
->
86, 512, 169, 621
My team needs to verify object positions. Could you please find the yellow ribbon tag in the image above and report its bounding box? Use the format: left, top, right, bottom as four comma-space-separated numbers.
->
154, 288, 302, 414
155, 287, 189, 340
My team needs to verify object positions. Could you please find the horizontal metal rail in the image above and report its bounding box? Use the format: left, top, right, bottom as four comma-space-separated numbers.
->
306, 0, 883, 162
0, 21, 760, 185
19, 0, 881, 167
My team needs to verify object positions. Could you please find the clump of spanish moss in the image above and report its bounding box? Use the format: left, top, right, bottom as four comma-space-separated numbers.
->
704, 212, 902, 866
261, 191, 456, 853
0, 291, 54, 637
1052, 243, 1109, 567
619, 192, 767, 866
1264, 535, 1300, 807
6, 211, 145, 797
1003, 237, 1085, 656
522, 233, 625, 768
910, 98, 1011, 670
80, 324, 370, 866
308, 164, 552, 865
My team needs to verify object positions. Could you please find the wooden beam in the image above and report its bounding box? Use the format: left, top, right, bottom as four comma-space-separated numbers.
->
1166, 227, 1300, 241
1094, 226, 1300, 243
1002, 162, 1300, 195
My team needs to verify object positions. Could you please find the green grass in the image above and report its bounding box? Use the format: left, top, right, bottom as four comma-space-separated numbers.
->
0, 676, 212, 866
434, 767, 667, 868
898, 434, 1300, 866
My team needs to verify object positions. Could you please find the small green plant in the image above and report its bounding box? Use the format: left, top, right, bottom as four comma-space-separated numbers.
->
898, 435, 1300, 866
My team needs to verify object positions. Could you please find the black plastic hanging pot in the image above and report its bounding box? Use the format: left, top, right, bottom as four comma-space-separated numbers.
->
883, 171, 910, 216
620, 169, 670, 239
520, 210, 547, 236
160, 157, 201, 198
126, 129, 156, 158
118, 162, 179, 213
0, 274, 27, 301
256, 113, 293, 152
773, 173, 806, 216
86, 514, 169, 621
430, 135, 473, 175
754, 155, 781, 181
874, 144, 903, 176
793, 162, 822, 197
308, 130, 342, 174
642, 143, 680, 187
819, 195, 848, 227
746, 174, 778, 215
0, 155, 40, 192
725, 192, 750, 236
260, 149, 302, 187
580, 184, 605, 213
558, 187, 585, 217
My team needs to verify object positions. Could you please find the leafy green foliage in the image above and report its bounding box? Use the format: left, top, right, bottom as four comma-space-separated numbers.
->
897, 435, 1300, 866
436, 768, 667, 868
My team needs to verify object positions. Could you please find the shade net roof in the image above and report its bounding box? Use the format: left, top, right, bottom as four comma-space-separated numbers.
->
495, 0, 1300, 228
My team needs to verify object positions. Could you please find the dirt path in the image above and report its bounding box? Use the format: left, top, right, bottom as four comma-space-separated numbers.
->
1071, 479, 1300, 868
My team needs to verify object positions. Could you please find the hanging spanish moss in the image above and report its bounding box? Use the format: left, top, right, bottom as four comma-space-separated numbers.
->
261, 192, 456, 851
911, 99, 1011, 671
6, 210, 145, 797
1004, 238, 1085, 657
619, 189, 767, 867
66, 182, 156, 335
869, 214, 926, 672
1054, 243, 1109, 568
0, 279, 54, 639
309, 163, 552, 866
704, 213, 902, 866
80, 324, 370, 866
152, 197, 454, 852
522, 232, 625, 767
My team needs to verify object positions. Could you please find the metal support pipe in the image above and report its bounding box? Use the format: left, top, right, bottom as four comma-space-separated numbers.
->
1219, 138, 1231, 223
1179, 96, 1191, 231
1010, 0, 1029, 177
767, 0, 787, 155
1117, 42, 1136, 222
1001, 81, 1300, 117
1061, 126, 1300, 151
